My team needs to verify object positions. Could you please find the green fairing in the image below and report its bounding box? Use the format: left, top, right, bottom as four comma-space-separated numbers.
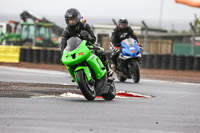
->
86, 54, 106, 79
62, 40, 106, 82
66, 66, 75, 80
61, 41, 90, 66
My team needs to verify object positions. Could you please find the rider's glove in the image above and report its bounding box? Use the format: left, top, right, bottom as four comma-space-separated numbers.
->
80, 30, 90, 40
137, 42, 143, 50
136, 40, 142, 48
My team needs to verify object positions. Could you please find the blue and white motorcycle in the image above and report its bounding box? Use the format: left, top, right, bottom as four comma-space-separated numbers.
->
110, 38, 141, 83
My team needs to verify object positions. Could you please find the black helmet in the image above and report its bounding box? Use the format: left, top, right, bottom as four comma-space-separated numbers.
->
65, 8, 81, 26
118, 18, 128, 29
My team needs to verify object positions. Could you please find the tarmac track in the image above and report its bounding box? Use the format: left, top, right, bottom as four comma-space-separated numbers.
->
1, 66, 200, 133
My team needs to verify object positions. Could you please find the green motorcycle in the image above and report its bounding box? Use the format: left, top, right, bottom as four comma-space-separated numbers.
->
61, 37, 116, 101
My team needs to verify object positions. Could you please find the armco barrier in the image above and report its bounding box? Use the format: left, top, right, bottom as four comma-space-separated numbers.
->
0, 45, 20, 63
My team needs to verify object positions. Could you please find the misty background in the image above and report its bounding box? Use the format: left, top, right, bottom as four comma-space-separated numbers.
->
0, 0, 200, 32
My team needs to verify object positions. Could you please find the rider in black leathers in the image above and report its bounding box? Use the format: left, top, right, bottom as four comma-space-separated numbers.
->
61, 8, 113, 77
110, 18, 139, 71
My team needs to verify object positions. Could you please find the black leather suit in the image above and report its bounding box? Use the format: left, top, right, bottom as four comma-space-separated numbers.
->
110, 26, 139, 67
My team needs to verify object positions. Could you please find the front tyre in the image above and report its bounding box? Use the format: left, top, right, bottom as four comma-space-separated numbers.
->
102, 81, 116, 100
130, 60, 140, 83
76, 70, 96, 101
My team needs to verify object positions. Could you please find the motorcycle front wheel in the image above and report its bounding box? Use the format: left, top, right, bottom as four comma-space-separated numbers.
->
129, 60, 140, 83
76, 70, 96, 101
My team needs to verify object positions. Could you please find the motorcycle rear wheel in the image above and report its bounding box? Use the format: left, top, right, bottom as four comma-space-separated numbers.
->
102, 82, 116, 100
76, 70, 96, 101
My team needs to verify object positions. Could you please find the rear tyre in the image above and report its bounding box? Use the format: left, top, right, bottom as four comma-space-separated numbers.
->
76, 70, 96, 101
102, 81, 116, 100
130, 60, 140, 83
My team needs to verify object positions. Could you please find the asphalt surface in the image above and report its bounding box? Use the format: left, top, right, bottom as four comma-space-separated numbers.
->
0, 66, 200, 133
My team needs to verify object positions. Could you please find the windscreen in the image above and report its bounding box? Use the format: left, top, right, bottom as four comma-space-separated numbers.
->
66, 37, 82, 51
122, 38, 136, 47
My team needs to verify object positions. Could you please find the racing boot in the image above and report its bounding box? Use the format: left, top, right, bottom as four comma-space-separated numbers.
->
96, 50, 113, 77
103, 61, 113, 77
